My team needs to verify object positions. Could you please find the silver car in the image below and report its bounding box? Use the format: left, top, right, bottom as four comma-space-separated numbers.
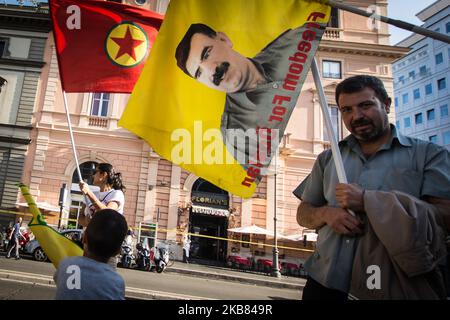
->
25, 229, 83, 262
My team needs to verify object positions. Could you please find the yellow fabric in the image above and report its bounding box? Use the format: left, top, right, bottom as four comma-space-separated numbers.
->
19, 184, 83, 269
119, 0, 330, 198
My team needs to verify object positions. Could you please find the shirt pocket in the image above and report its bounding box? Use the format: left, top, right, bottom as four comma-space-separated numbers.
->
382, 168, 423, 198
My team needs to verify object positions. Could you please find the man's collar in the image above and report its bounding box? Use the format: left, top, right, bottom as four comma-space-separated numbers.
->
340, 124, 412, 149
248, 58, 272, 83
391, 124, 412, 147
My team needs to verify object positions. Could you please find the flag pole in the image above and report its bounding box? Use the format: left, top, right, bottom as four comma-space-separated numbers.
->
327, 0, 450, 45
62, 91, 83, 183
310, 58, 356, 218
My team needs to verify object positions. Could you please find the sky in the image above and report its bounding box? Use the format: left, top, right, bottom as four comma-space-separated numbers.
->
388, 0, 438, 45
1, 0, 439, 45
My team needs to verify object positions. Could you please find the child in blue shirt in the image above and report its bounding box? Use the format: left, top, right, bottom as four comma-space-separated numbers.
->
54, 209, 128, 300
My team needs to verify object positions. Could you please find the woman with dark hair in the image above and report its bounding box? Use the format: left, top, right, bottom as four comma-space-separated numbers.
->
78, 163, 126, 227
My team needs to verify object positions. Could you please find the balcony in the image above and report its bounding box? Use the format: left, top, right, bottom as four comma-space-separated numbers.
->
279, 133, 295, 156
323, 28, 343, 40
88, 116, 108, 128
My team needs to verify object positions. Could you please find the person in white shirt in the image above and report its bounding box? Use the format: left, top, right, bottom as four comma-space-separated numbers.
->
78, 163, 126, 269
78, 163, 125, 221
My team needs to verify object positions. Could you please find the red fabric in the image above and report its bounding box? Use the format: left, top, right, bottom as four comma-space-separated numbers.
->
49, 0, 163, 93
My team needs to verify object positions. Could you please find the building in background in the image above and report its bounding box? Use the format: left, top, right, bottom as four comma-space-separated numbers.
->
3, 0, 407, 266
0, 4, 50, 226
393, 0, 450, 150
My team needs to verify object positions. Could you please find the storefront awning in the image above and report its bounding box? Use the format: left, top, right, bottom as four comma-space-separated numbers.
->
191, 205, 229, 217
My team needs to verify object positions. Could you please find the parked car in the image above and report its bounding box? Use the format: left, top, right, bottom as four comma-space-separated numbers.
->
25, 229, 83, 262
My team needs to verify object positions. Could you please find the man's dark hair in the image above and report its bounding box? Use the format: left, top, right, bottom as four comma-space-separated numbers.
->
85, 209, 128, 261
335, 75, 390, 106
175, 23, 217, 77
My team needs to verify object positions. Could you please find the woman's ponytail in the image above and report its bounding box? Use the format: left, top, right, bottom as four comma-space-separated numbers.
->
112, 172, 126, 192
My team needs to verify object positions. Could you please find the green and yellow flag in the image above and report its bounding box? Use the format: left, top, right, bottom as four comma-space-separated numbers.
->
19, 184, 83, 269
120, 0, 330, 198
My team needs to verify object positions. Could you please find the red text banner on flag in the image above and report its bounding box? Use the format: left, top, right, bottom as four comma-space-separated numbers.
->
49, 0, 163, 93
119, 0, 330, 198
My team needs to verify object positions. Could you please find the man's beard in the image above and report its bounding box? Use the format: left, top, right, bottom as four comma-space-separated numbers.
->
351, 116, 388, 142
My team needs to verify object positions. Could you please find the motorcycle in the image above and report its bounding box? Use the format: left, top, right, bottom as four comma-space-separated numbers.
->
0, 227, 10, 252
119, 242, 135, 269
150, 246, 170, 273
135, 242, 151, 271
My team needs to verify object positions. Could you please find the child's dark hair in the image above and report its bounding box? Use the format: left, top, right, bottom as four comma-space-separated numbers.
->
85, 209, 128, 261
96, 163, 126, 192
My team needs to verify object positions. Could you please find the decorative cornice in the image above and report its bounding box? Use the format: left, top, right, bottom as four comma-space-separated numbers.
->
0, 136, 31, 145
0, 58, 45, 69
0, 6, 51, 33
319, 40, 410, 59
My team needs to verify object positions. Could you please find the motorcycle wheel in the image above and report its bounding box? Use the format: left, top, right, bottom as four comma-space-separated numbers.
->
156, 266, 164, 273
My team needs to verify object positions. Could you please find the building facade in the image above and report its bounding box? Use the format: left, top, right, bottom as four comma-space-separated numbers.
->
14, 0, 406, 265
0, 4, 51, 226
393, 0, 450, 150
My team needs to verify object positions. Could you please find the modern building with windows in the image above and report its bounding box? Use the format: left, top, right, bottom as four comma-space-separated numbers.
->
393, 0, 450, 150
13, 0, 406, 266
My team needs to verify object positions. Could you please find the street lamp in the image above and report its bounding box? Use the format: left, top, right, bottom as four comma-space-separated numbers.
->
57, 183, 68, 230
271, 151, 281, 278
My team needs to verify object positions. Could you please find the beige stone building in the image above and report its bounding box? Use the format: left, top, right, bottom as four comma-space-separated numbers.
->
15, 0, 407, 265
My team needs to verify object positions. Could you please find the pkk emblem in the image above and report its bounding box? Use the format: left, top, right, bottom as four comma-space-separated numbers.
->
105, 22, 148, 68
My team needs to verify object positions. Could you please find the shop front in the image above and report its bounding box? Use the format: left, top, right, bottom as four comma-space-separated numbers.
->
188, 179, 229, 265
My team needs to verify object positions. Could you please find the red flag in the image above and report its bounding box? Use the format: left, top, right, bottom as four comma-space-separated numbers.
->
49, 0, 164, 93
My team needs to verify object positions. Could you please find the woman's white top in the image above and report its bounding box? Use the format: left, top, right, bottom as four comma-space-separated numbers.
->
85, 189, 125, 216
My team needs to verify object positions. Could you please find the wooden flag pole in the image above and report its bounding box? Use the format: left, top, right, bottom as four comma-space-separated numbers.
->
310, 58, 356, 217
328, 0, 450, 45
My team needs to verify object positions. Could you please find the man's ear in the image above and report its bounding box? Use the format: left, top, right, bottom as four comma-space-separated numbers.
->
384, 98, 392, 114
216, 32, 233, 47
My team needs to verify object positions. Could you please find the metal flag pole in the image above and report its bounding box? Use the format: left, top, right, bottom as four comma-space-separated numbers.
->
62, 92, 92, 213
271, 148, 281, 278
62, 91, 83, 182
327, 0, 450, 45
310, 58, 356, 218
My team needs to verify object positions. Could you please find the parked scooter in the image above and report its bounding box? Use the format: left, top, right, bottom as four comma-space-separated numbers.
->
119, 242, 135, 269
135, 242, 151, 271
150, 246, 170, 273
0, 226, 9, 252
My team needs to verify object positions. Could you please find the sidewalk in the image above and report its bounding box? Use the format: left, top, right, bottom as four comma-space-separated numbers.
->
166, 260, 306, 290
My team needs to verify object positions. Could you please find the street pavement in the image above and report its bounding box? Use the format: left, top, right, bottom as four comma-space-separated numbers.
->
0, 253, 304, 300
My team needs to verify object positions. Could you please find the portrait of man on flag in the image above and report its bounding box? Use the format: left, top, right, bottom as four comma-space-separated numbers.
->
120, 0, 331, 198
174, 20, 327, 173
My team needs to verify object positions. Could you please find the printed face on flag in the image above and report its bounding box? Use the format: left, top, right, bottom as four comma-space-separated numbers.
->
182, 30, 251, 93
120, 0, 330, 198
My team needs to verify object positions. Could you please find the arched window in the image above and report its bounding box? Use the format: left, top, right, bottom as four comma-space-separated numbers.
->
71, 161, 98, 185
192, 178, 228, 195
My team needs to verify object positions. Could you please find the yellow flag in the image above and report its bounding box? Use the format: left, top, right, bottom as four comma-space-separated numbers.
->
19, 184, 83, 268
120, 0, 330, 198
